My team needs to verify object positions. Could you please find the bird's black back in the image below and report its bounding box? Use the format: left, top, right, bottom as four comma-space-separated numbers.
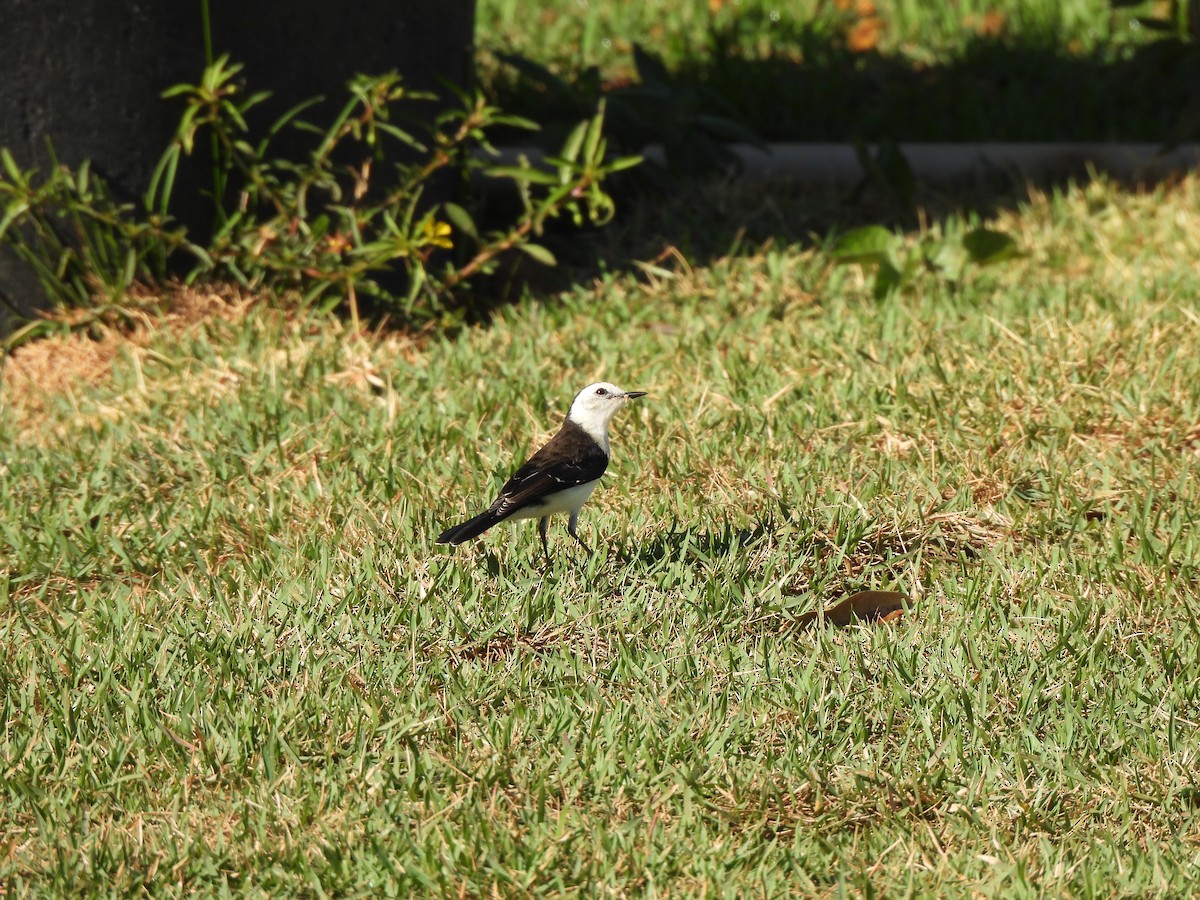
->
486, 418, 608, 517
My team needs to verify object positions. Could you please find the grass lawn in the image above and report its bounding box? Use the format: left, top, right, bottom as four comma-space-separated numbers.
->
478, 0, 1155, 74
476, 0, 1199, 142
3, 170, 1200, 894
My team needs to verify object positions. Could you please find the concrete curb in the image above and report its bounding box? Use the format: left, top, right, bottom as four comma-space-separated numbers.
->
484, 142, 1200, 185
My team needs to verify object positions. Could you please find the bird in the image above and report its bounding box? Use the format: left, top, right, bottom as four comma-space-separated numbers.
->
437, 382, 647, 562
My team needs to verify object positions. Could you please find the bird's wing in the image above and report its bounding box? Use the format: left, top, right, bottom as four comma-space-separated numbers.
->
488, 437, 608, 517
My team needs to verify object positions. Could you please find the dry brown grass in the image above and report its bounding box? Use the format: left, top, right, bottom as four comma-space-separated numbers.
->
2, 285, 258, 421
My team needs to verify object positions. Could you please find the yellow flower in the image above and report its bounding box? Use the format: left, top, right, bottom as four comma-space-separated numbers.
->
422, 218, 453, 249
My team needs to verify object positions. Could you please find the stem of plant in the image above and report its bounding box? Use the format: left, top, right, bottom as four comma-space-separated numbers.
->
347, 278, 360, 333
439, 218, 535, 294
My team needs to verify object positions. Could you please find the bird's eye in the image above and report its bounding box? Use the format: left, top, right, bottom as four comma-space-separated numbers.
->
595, 387, 608, 396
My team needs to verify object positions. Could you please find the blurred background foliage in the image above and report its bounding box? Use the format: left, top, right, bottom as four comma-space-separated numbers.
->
478, 0, 1200, 145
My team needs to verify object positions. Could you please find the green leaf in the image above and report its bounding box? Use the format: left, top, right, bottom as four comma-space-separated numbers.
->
490, 114, 540, 132
405, 264, 427, 308
582, 103, 606, 166
873, 259, 904, 299
831, 226, 896, 264
929, 239, 967, 282
1, 317, 59, 351
1, 148, 23, 182
441, 202, 478, 241
266, 97, 324, 140
159, 83, 195, 99
518, 243, 557, 266
560, 120, 589, 164
375, 122, 426, 152
146, 146, 181, 215
604, 155, 644, 174
485, 166, 561, 186
963, 228, 1020, 266
0, 201, 31, 239
121, 246, 138, 288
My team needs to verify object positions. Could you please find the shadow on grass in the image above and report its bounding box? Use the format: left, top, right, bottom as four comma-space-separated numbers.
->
616, 520, 774, 567
444, 523, 772, 576
471, 159, 1041, 308
488, 16, 1200, 147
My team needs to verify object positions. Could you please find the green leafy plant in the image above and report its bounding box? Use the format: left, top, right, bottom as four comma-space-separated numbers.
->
0, 148, 201, 337
496, 44, 763, 178
0, 56, 641, 337
830, 222, 1021, 299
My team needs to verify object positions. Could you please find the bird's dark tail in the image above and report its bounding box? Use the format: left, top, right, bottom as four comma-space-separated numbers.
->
437, 509, 503, 545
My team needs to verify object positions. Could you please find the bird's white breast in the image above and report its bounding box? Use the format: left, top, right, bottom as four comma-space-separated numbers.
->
508, 480, 600, 520
567, 414, 610, 455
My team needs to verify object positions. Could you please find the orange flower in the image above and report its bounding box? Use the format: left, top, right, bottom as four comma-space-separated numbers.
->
324, 232, 351, 255
848, 17, 883, 53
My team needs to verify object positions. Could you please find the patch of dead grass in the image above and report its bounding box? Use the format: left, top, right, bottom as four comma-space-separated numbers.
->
2, 285, 258, 424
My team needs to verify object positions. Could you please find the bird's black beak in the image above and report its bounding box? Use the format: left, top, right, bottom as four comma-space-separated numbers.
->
624, 391, 648, 400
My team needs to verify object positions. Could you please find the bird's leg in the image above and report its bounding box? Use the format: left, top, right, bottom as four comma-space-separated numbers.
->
567, 510, 592, 554
538, 516, 552, 566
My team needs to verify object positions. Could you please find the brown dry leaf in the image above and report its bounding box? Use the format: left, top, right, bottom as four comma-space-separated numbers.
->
794, 590, 909, 629
847, 17, 884, 53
